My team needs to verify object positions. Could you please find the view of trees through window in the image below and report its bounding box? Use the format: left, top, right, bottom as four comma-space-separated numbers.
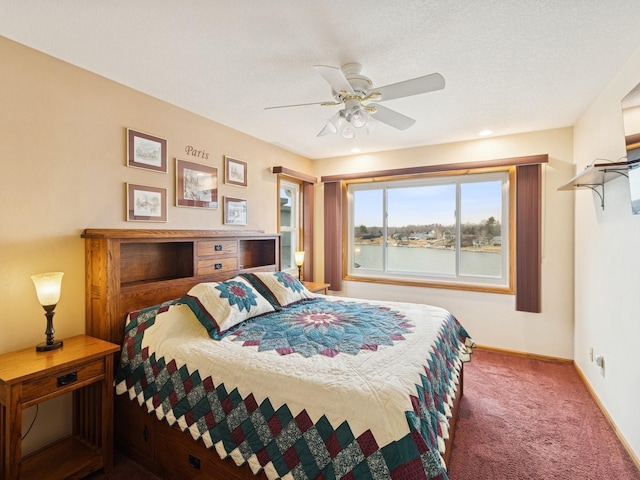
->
279, 179, 301, 272
349, 171, 509, 286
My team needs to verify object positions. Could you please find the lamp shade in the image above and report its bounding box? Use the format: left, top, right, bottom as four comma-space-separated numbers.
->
294, 251, 305, 266
31, 272, 64, 306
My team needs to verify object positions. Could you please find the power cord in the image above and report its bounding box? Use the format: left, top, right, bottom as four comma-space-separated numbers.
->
21, 404, 38, 440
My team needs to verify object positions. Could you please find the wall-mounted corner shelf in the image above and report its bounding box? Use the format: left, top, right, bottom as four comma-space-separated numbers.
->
558, 161, 629, 209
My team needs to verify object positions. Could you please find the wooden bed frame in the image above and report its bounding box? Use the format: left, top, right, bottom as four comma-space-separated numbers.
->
82, 228, 462, 479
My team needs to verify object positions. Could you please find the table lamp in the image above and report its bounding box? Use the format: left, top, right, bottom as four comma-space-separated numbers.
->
294, 251, 305, 281
31, 272, 64, 351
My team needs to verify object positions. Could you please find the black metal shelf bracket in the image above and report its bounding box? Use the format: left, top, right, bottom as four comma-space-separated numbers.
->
575, 170, 628, 210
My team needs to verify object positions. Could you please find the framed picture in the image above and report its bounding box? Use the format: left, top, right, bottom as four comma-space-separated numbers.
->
176, 158, 218, 209
126, 183, 167, 222
127, 128, 168, 173
224, 197, 248, 225
224, 156, 247, 187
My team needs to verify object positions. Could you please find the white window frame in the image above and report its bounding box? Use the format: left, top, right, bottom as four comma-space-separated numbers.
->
346, 169, 512, 292
278, 178, 302, 275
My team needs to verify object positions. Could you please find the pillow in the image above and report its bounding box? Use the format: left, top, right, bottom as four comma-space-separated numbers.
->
239, 271, 316, 308
180, 278, 275, 339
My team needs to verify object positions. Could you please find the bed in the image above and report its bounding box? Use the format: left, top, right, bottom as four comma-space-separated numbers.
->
83, 229, 472, 480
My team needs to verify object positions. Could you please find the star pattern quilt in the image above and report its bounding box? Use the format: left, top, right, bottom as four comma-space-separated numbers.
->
115, 294, 472, 480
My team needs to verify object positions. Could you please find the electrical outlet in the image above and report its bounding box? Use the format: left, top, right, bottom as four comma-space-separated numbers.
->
589, 347, 593, 362
595, 354, 605, 377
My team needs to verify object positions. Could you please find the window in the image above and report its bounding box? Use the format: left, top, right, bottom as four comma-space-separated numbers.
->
279, 178, 302, 273
347, 170, 511, 291
274, 166, 317, 283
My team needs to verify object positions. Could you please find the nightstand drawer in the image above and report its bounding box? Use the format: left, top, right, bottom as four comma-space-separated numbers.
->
21, 358, 105, 404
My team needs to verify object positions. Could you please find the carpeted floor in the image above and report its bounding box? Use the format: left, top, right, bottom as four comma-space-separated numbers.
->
447, 349, 640, 480
87, 349, 640, 479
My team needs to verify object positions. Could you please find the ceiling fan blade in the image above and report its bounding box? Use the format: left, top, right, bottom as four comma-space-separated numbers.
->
264, 100, 337, 110
314, 65, 355, 95
373, 73, 445, 102
370, 104, 416, 130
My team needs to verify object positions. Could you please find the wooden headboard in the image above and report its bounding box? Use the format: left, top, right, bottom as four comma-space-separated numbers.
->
83, 229, 280, 346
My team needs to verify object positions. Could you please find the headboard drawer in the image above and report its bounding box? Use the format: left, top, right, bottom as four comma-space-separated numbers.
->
197, 257, 239, 276
197, 240, 238, 257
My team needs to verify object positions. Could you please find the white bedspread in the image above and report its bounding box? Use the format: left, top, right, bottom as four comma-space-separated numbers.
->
115, 295, 472, 479
120, 297, 463, 446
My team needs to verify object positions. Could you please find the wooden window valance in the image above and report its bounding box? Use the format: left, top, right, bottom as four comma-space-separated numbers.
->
272, 166, 317, 184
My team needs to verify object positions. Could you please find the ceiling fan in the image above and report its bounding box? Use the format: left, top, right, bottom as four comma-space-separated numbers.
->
265, 63, 445, 138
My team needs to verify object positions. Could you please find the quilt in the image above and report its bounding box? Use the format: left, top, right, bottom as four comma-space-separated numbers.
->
115, 294, 472, 480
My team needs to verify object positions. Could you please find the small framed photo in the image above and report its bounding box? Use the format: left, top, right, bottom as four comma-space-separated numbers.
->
224, 156, 247, 187
176, 158, 218, 209
126, 183, 167, 222
127, 128, 168, 173
224, 197, 248, 225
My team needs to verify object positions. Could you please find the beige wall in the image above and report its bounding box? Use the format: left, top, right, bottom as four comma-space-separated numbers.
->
0, 36, 311, 452
312, 128, 576, 360
573, 45, 640, 463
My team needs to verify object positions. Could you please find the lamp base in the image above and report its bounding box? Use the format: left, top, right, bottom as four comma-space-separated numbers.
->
36, 340, 63, 352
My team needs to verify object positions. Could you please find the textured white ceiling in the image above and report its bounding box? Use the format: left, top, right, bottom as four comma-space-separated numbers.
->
2, 1, 640, 159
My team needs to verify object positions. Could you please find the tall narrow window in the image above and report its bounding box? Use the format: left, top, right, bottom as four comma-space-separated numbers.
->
459, 178, 504, 278
352, 189, 384, 271
279, 178, 302, 273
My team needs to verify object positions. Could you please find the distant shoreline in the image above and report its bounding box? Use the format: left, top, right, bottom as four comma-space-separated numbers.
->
354, 238, 501, 253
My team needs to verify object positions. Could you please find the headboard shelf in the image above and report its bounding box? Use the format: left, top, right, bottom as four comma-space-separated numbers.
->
120, 241, 195, 285
239, 238, 277, 269
83, 229, 281, 345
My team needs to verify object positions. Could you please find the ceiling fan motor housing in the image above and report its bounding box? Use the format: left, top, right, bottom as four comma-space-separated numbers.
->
340, 62, 372, 98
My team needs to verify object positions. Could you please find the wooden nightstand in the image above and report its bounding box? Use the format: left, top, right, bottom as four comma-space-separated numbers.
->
302, 281, 331, 295
0, 334, 120, 480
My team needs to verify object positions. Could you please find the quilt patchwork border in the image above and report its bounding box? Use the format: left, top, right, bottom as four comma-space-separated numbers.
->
115, 301, 471, 480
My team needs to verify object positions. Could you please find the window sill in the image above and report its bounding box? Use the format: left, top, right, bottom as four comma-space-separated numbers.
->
343, 274, 514, 295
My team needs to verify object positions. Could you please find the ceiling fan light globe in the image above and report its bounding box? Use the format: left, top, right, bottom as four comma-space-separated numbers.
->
340, 123, 355, 139
365, 117, 379, 135
326, 122, 338, 134
326, 113, 343, 134
350, 107, 368, 128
